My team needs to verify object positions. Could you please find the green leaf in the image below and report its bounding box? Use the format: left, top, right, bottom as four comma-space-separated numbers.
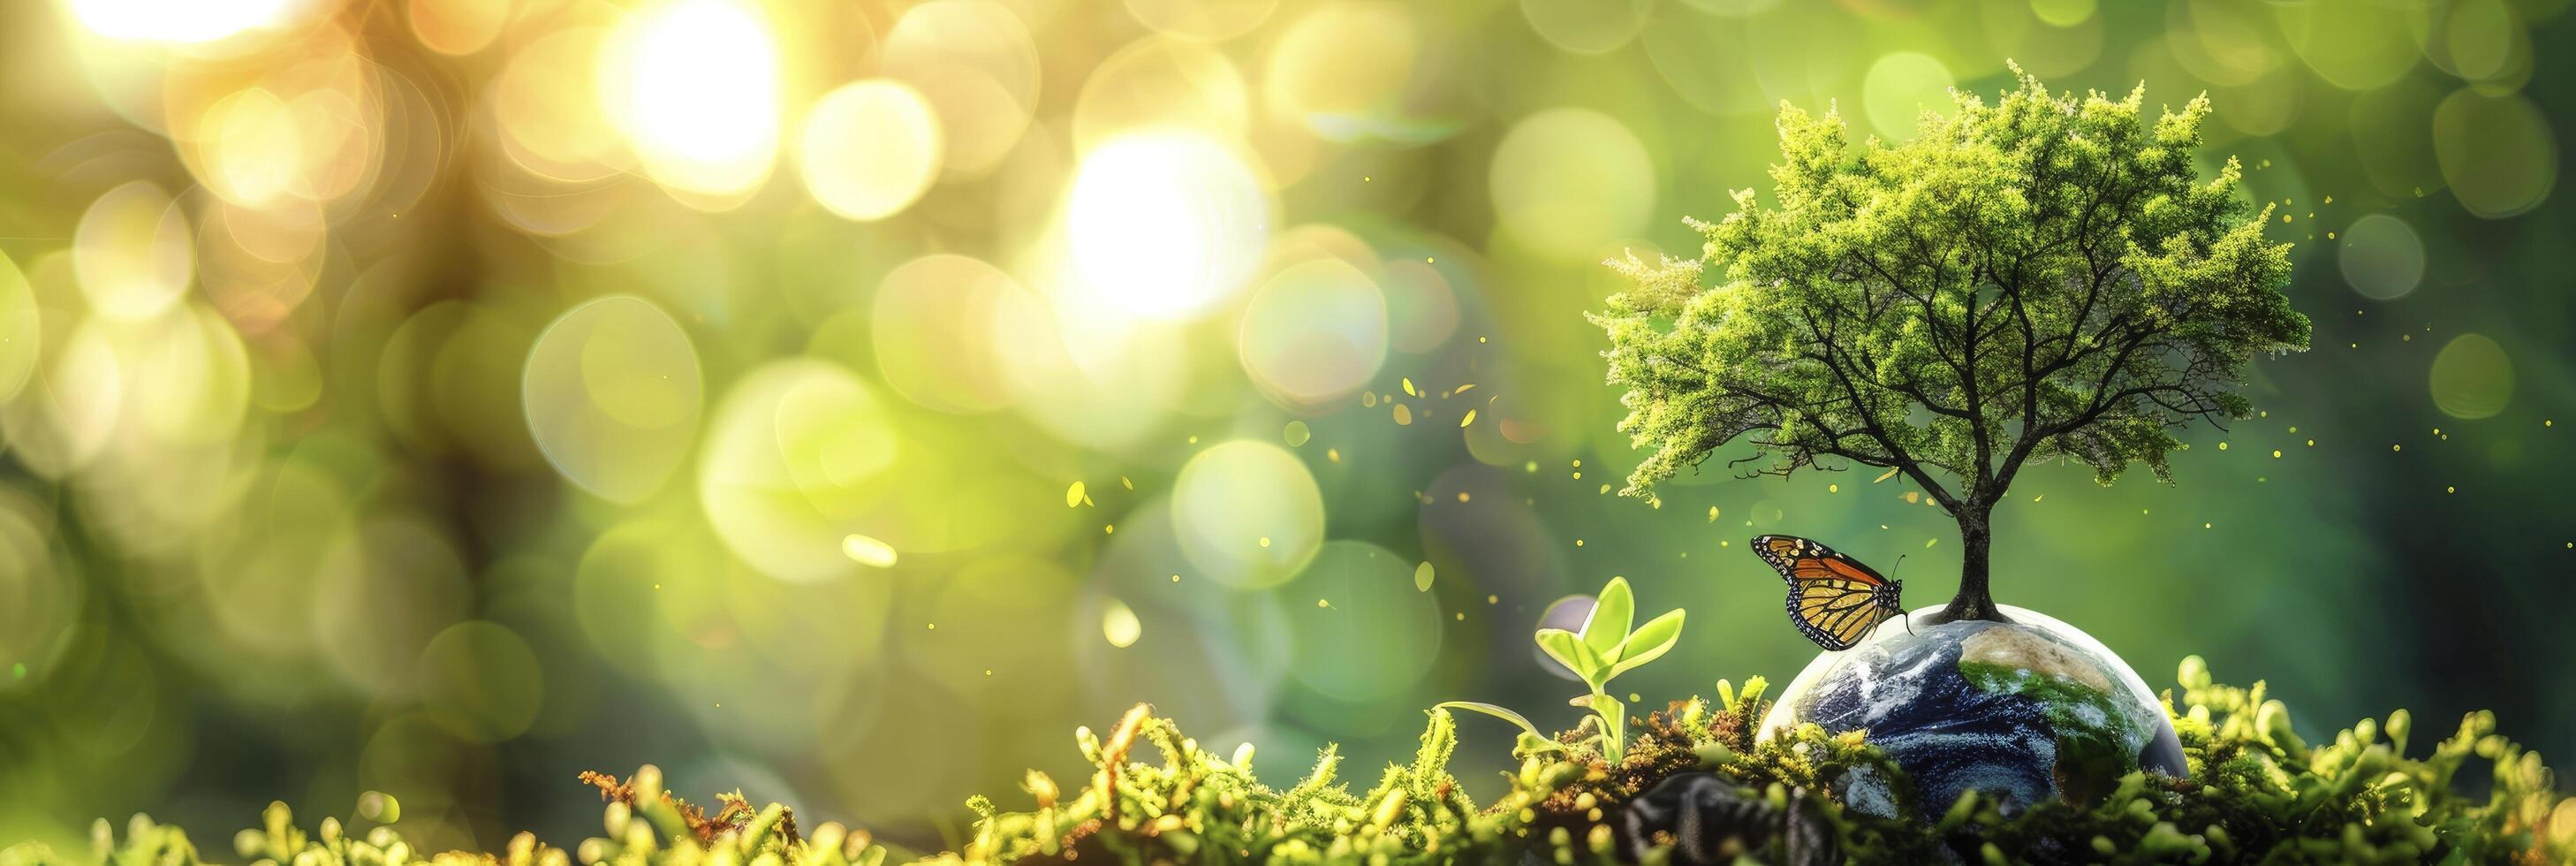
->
1606, 609, 1685, 681
1435, 703, 1542, 741
1534, 627, 1602, 683
1582, 577, 1633, 658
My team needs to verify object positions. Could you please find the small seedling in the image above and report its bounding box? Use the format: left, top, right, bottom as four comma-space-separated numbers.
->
1443, 576, 1684, 763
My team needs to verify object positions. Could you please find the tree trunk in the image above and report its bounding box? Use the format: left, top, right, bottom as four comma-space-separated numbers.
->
1929, 501, 2010, 624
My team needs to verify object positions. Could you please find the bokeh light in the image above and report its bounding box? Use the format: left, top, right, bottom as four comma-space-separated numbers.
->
1239, 258, 1388, 407
698, 360, 902, 583
797, 80, 943, 222
1065, 131, 1272, 319
2337, 215, 2426, 300
0, 253, 40, 401
2429, 333, 2514, 420
417, 621, 543, 743
68, 0, 287, 43
1263, 3, 1414, 137
1171, 441, 1323, 588
880, 0, 1041, 178
1285, 541, 1441, 702
522, 296, 704, 503
1125, 0, 1276, 42
406, 0, 508, 57
598, 0, 782, 202
870, 254, 1031, 413
1520, 0, 1651, 56
1862, 52, 1955, 139
2432, 88, 2557, 218
73, 181, 192, 322
1074, 37, 1251, 151
1489, 108, 1653, 262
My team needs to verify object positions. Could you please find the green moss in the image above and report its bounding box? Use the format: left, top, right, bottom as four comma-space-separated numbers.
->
7, 658, 2570, 865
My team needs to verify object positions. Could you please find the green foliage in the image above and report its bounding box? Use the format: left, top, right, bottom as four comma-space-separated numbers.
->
1451, 576, 1685, 763
0, 765, 890, 866
20, 658, 2569, 865
1592, 71, 2311, 559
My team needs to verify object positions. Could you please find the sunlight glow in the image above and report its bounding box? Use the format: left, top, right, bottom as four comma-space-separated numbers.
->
600, 0, 781, 201
1065, 132, 1269, 320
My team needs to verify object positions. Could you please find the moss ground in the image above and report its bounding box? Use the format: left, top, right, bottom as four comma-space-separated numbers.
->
6, 657, 2570, 865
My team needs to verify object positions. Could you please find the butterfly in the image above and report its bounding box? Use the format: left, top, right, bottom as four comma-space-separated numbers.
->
1750, 535, 1910, 650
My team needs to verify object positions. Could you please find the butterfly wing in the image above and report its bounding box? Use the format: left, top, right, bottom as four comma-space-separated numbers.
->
1751, 535, 1898, 650
1786, 580, 1896, 650
1750, 535, 1891, 587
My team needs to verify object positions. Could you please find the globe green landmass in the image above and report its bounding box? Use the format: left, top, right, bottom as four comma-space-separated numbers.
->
1959, 659, 2148, 807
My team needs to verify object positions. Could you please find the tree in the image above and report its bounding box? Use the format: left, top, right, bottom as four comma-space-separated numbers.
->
1591, 72, 2310, 623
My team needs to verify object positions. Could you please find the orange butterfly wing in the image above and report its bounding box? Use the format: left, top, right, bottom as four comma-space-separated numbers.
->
1750, 535, 1890, 587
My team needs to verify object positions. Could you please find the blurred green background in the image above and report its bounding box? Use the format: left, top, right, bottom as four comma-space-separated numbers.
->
0, 0, 2567, 855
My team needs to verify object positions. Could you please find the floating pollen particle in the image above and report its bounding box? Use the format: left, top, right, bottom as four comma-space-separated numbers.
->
1102, 599, 1141, 649
841, 534, 898, 567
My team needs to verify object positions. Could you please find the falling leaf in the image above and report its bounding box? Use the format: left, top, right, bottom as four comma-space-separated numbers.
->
1402, 377, 1418, 397
1873, 467, 1899, 483
1102, 599, 1141, 649
1452, 384, 1476, 394
1065, 482, 1086, 507
841, 534, 898, 568
1707, 506, 1720, 522
1121, 476, 1134, 490
1458, 409, 1477, 428
1414, 561, 1435, 592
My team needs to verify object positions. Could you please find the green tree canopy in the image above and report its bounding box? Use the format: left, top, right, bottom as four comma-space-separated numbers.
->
1593, 72, 2310, 622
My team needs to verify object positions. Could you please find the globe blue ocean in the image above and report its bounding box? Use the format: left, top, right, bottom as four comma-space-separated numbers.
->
1760, 605, 2188, 817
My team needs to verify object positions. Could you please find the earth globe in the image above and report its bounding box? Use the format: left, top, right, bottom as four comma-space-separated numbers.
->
1758, 604, 2188, 818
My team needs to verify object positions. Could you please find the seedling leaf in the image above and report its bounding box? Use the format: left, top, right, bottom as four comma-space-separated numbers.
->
1582, 578, 1634, 658
1607, 609, 1684, 680
1534, 628, 1601, 682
